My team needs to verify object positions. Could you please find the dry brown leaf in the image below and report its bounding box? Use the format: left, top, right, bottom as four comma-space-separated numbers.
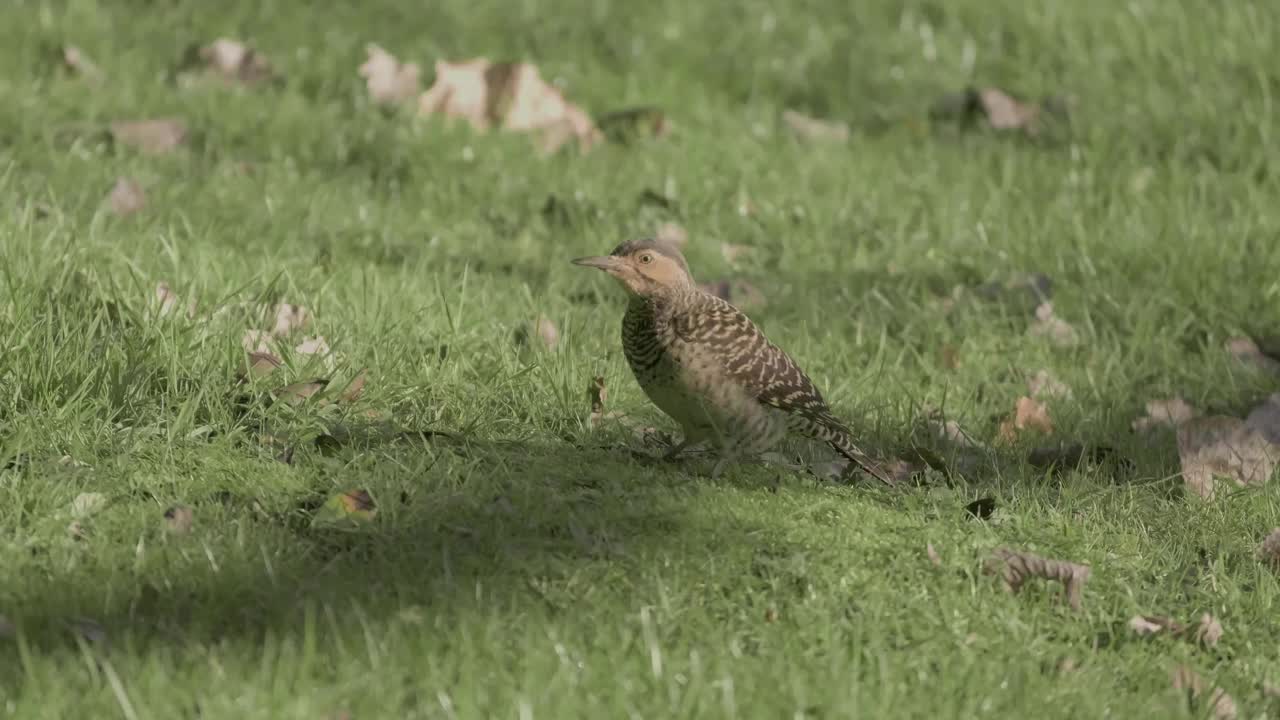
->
1225, 336, 1280, 376
1176, 415, 1279, 500
1260, 528, 1280, 569
242, 329, 273, 354
163, 505, 194, 534
983, 547, 1090, 610
110, 119, 187, 155
1130, 614, 1222, 648
271, 303, 311, 337
1193, 613, 1224, 648
926, 542, 942, 567
62, 46, 102, 80
419, 58, 600, 152
107, 177, 147, 216
200, 38, 272, 85
978, 88, 1041, 133
1132, 397, 1198, 433
588, 375, 607, 419
1027, 369, 1070, 399
997, 396, 1054, 444
295, 336, 331, 358
340, 369, 367, 403
534, 316, 559, 350
1027, 302, 1080, 347
655, 222, 688, 248
781, 109, 849, 143
1171, 666, 1237, 720
243, 351, 283, 380
154, 282, 180, 316
1129, 614, 1176, 635
359, 44, 420, 105
71, 492, 107, 518
275, 379, 328, 406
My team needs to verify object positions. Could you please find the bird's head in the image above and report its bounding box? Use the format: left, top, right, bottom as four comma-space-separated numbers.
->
571, 239, 694, 297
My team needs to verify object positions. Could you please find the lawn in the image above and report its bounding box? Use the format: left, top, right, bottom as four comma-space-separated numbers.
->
2, 0, 1279, 717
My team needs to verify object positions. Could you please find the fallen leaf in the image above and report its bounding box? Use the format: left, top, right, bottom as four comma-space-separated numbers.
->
271, 303, 311, 337
62, 45, 103, 79
931, 417, 983, 448
199, 38, 272, 85
163, 505, 194, 534
312, 489, 377, 526
1259, 527, 1280, 569
926, 542, 942, 567
997, 396, 1054, 444
978, 88, 1041, 132
110, 118, 187, 155
1132, 397, 1198, 433
339, 369, 367, 403
1171, 666, 1237, 720
1176, 415, 1279, 500
71, 492, 108, 518
359, 44, 420, 105
243, 350, 283, 380
654, 221, 688, 247
781, 109, 849, 143
1193, 613, 1224, 648
274, 379, 328, 406
596, 106, 670, 143
1225, 336, 1280, 376
294, 336, 331, 359
588, 375, 608, 425
1129, 614, 1177, 636
419, 58, 600, 152
154, 282, 181, 316
106, 177, 146, 216
1128, 613, 1220, 648
242, 329, 273, 354
983, 547, 1090, 611
534, 316, 559, 350
1027, 369, 1071, 399
1027, 302, 1080, 347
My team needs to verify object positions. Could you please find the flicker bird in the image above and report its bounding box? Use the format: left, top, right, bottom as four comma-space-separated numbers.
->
572, 238, 892, 484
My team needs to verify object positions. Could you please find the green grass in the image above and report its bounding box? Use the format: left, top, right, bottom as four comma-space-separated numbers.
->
2, 0, 1280, 717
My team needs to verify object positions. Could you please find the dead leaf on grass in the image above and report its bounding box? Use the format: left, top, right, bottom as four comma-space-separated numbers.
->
359, 44, 420, 105
1171, 666, 1238, 720
1027, 302, 1080, 347
781, 109, 849, 143
419, 58, 601, 153
997, 396, 1054, 444
312, 489, 377, 526
71, 492, 107, 518
274, 378, 328, 406
978, 88, 1041, 132
339, 369, 367, 403
110, 118, 187, 155
242, 329, 273, 354
62, 45, 103, 80
106, 177, 146, 216
1027, 369, 1070, 399
926, 542, 942, 567
1225, 336, 1280, 376
242, 350, 283, 380
1259, 528, 1280, 569
1176, 415, 1279, 500
1132, 397, 1198, 433
271, 303, 311, 337
163, 505, 194, 534
983, 547, 1090, 611
199, 38, 273, 85
1129, 613, 1222, 648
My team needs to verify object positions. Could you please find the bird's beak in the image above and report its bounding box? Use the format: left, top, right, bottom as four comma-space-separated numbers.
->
571, 256, 623, 273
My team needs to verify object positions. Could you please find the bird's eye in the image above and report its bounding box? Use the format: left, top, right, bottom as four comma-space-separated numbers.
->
639, 253, 654, 264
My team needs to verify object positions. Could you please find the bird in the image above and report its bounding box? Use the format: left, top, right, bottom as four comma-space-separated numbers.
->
571, 238, 892, 484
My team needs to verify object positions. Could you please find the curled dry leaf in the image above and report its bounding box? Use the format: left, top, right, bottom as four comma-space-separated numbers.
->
1028, 302, 1080, 348
1176, 415, 1279, 500
339, 369, 367, 403
419, 58, 600, 153
978, 88, 1041, 133
781, 109, 849, 143
274, 378, 328, 406
1027, 369, 1070, 399
997, 396, 1054, 445
295, 336, 332, 362
1260, 527, 1280, 569
926, 542, 942, 567
242, 329, 273, 354
359, 44, 420, 106
243, 350, 283, 380
1129, 613, 1222, 648
1225, 336, 1280, 376
107, 177, 146, 216
272, 303, 311, 337
313, 489, 377, 526
110, 118, 188, 155
1132, 397, 1198, 433
163, 505, 194, 534
983, 547, 1090, 611
71, 492, 108, 518
62, 45, 103, 79
200, 38, 272, 85
534, 316, 559, 350
1171, 666, 1237, 720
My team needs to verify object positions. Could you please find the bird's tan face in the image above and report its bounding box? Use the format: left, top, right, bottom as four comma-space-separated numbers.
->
572, 244, 693, 297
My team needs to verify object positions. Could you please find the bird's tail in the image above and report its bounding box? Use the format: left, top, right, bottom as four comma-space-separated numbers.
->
813, 413, 895, 486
